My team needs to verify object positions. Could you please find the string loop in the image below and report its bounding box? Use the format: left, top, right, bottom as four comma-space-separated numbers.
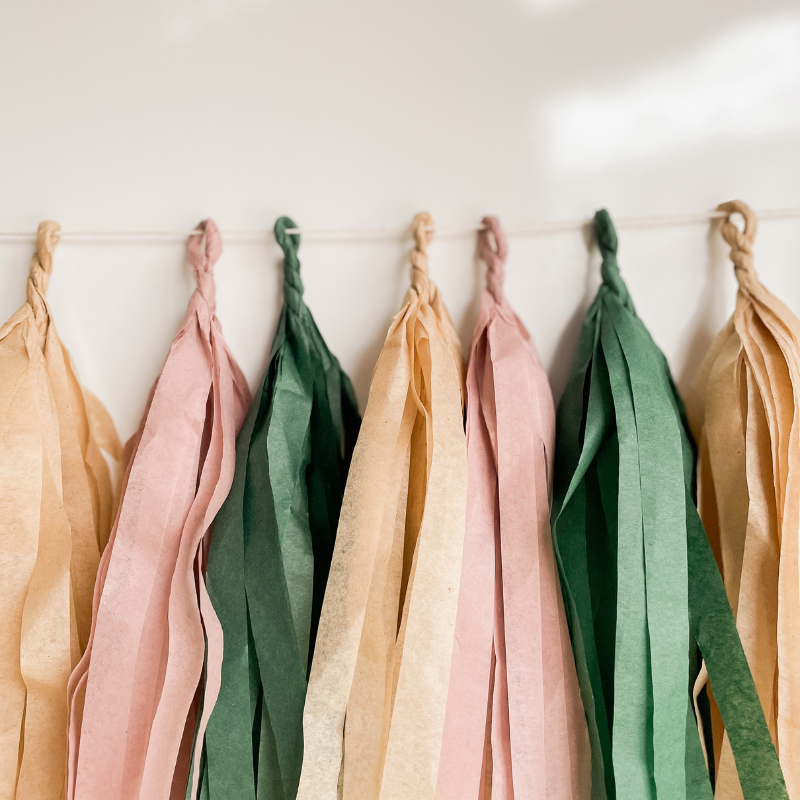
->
410, 212, 434, 304
274, 216, 304, 314
187, 219, 222, 313
27, 221, 60, 334
717, 200, 758, 290
478, 215, 508, 300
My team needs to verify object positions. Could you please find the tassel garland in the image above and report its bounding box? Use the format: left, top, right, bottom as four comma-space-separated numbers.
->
0, 207, 793, 800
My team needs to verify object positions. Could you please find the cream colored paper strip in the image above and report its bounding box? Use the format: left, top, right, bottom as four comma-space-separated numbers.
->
687, 200, 800, 799
0, 222, 121, 800
297, 213, 467, 800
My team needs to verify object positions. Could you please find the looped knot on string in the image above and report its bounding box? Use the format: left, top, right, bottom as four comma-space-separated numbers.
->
410, 212, 434, 304
27, 221, 61, 333
187, 219, 222, 313
274, 216, 304, 313
717, 200, 758, 289
478, 216, 508, 300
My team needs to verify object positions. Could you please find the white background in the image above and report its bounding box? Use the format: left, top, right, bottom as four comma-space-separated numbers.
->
1, 0, 800, 440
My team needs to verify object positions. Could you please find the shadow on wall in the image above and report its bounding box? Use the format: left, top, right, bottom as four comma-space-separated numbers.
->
455, 249, 485, 363
348, 251, 410, 410
675, 221, 733, 397
546, 222, 597, 404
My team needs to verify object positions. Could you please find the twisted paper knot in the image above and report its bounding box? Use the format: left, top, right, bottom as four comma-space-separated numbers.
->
595, 209, 618, 276
717, 200, 758, 290
27, 221, 61, 334
274, 216, 304, 314
187, 219, 222, 313
410, 212, 434, 304
478, 216, 507, 300
594, 209, 632, 305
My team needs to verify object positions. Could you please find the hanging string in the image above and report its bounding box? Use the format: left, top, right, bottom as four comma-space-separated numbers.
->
0, 206, 798, 243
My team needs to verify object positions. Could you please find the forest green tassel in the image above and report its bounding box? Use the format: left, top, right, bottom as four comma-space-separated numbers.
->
551, 209, 787, 800
189, 217, 361, 800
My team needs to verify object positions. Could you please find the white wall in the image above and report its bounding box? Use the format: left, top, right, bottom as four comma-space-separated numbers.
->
1, 0, 799, 440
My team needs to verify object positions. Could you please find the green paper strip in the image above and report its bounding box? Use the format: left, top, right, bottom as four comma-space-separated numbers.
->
189, 217, 361, 800
551, 209, 787, 800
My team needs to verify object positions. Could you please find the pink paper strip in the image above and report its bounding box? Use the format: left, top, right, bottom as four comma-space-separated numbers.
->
437, 217, 591, 800
68, 221, 251, 800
